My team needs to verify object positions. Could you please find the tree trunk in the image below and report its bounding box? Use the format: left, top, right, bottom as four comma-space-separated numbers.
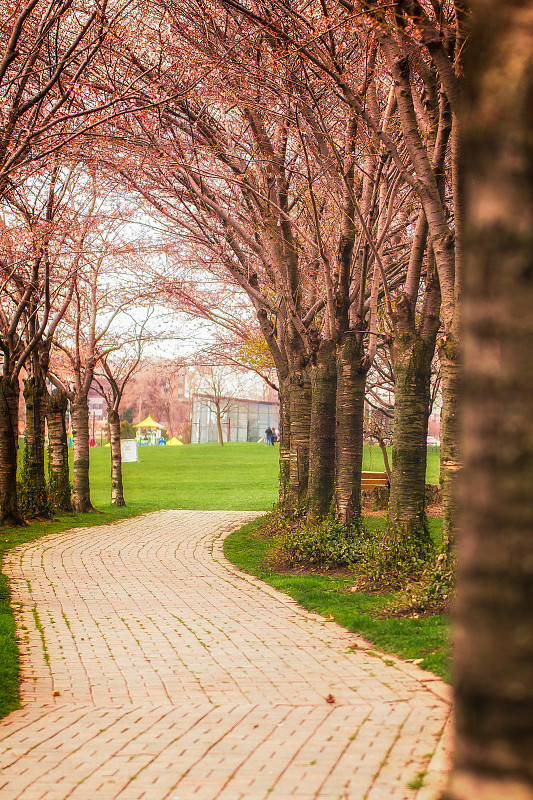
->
19, 377, 50, 520
335, 332, 368, 524
278, 377, 291, 509
439, 333, 462, 557
0, 375, 24, 527
288, 363, 312, 511
377, 437, 392, 484
46, 388, 72, 512
307, 339, 337, 524
216, 406, 224, 447
71, 395, 97, 513
108, 408, 125, 507
445, 4, 533, 798
388, 313, 437, 547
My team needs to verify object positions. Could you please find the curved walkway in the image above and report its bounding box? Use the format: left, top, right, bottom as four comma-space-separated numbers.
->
1, 510, 451, 799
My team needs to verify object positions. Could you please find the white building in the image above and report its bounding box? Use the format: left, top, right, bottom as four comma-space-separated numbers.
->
191, 394, 279, 443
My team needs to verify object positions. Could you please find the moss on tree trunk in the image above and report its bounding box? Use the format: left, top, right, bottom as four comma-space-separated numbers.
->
0, 376, 23, 527
388, 334, 435, 550
335, 332, 368, 524
307, 339, 337, 523
46, 388, 72, 512
19, 377, 50, 520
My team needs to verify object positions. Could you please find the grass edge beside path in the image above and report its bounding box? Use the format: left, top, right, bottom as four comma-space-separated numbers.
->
223, 516, 451, 684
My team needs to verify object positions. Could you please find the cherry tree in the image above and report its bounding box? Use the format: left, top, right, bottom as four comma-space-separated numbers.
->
93, 312, 152, 506
0, 164, 78, 523
0, 0, 165, 198
211, 0, 454, 547
97, 1, 412, 525
49, 182, 149, 512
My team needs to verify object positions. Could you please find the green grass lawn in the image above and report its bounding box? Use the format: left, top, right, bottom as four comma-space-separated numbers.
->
1, 442, 446, 718
91, 441, 280, 511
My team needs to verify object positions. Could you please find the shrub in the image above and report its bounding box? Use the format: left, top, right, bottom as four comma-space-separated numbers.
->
120, 420, 136, 439
351, 521, 434, 590
266, 512, 371, 569
414, 553, 455, 611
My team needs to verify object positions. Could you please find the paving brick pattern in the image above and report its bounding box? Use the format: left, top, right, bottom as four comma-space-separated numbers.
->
1, 510, 452, 799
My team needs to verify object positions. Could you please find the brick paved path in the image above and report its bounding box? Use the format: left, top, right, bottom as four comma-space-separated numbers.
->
1, 511, 451, 800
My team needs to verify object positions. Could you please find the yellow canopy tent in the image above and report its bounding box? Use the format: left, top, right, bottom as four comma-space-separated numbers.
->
168, 436, 183, 446
134, 414, 163, 430
134, 415, 165, 445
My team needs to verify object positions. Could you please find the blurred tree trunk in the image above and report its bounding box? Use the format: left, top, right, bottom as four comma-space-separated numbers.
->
46, 388, 72, 512
215, 404, 224, 447
446, 2, 533, 798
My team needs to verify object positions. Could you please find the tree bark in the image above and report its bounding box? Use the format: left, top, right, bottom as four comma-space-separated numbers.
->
278, 376, 291, 509
335, 332, 368, 524
307, 339, 337, 524
0, 375, 24, 527
108, 408, 125, 507
288, 362, 312, 511
46, 388, 72, 512
445, 3, 533, 798
216, 405, 224, 447
388, 336, 434, 540
71, 395, 97, 513
440, 334, 462, 557
20, 377, 50, 520
388, 289, 439, 545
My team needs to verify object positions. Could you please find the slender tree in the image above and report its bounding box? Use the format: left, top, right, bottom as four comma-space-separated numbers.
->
93, 313, 151, 506
191, 365, 246, 447
6, 167, 78, 518
0, 181, 59, 524
49, 181, 146, 512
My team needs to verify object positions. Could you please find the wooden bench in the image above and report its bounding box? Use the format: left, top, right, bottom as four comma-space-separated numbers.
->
361, 471, 389, 489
